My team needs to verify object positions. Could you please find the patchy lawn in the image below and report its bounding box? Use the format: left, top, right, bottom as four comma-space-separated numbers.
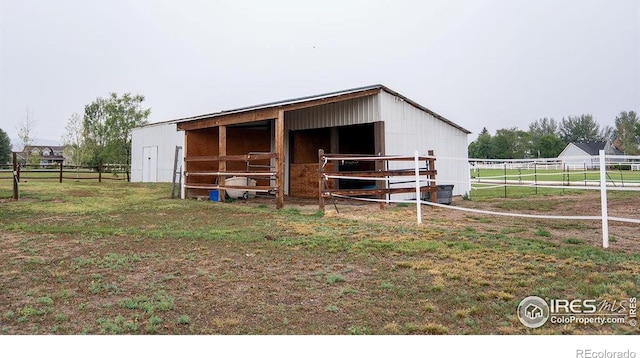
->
0, 181, 638, 334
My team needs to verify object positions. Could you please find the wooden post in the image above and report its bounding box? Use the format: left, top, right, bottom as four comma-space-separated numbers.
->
275, 110, 285, 209
377, 155, 385, 210
12, 152, 18, 200
318, 149, 325, 212
504, 162, 507, 198
428, 150, 437, 204
534, 162, 538, 195
414, 151, 422, 224
59, 162, 63, 183
98, 165, 102, 183
218, 125, 226, 202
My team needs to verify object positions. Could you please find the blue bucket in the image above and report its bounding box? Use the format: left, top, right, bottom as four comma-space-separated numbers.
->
209, 190, 219, 201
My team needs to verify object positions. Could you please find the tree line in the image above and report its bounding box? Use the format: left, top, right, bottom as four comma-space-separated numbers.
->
468, 111, 640, 159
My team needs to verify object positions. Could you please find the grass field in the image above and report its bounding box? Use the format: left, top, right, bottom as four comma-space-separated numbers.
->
1, 180, 638, 335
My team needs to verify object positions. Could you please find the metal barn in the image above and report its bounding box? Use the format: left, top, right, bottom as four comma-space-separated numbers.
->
173, 85, 470, 207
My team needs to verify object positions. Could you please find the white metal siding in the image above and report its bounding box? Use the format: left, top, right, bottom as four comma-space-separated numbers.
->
285, 96, 379, 131
380, 91, 470, 197
131, 123, 184, 182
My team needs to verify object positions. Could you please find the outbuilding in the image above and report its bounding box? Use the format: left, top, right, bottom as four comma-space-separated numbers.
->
131, 120, 183, 183
172, 84, 470, 206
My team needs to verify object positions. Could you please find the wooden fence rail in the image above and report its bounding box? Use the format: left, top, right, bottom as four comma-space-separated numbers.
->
0, 163, 130, 183
183, 152, 279, 204
318, 149, 438, 212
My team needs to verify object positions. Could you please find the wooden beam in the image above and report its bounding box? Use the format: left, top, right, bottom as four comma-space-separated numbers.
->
181, 131, 188, 199
186, 171, 274, 177
326, 186, 437, 197
322, 154, 435, 161
184, 153, 277, 162
428, 150, 437, 204
324, 170, 437, 177
177, 108, 279, 131
184, 184, 274, 191
218, 125, 226, 202
275, 110, 285, 209
318, 149, 325, 212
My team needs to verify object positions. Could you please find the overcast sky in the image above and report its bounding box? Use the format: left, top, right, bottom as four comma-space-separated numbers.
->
1, 0, 638, 147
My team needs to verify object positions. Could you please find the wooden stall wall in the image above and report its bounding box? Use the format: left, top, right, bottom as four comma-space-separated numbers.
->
186, 128, 219, 197
227, 127, 272, 186
185, 126, 271, 197
289, 128, 333, 198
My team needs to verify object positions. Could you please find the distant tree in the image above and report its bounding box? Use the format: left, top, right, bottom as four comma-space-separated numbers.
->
492, 128, 529, 159
559, 114, 602, 143
600, 125, 615, 142
83, 97, 110, 166
529, 117, 559, 138
537, 134, 566, 158
83, 93, 150, 167
468, 127, 494, 159
28, 152, 42, 166
528, 118, 562, 157
62, 113, 88, 166
614, 111, 639, 155
0, 128, 11, 164
17, 107, 37, 165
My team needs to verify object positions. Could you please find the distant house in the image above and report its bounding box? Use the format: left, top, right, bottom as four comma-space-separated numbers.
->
558, 140, 623, 169
16, 145, 66, 166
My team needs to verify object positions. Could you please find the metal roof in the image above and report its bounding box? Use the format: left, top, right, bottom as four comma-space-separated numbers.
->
571, 141, 624, 156
173, 84, 470, 134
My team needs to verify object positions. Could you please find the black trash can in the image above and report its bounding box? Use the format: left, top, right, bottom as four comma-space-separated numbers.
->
436, 185, 454, 204
424, 185, 454, 204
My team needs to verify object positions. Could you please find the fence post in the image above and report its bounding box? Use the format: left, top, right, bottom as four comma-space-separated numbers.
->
318, 149, 325, 213
534, 162, 538, 195
98, 165, 102, 183
59, 163, 63, 183
414, 151, 422, 225
503, 163, 507, 198
428, 150, 437, 204
12, 152, 19, 200
599, 150, 609, 248
562, 164, 566, 194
